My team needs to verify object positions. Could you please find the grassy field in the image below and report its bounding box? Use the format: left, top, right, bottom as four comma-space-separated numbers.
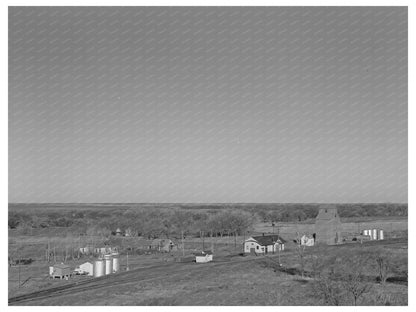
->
9, 237, 408, 306
8, 204, 408, 306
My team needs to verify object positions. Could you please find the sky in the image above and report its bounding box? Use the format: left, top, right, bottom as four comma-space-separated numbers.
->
8, 7, 407, 203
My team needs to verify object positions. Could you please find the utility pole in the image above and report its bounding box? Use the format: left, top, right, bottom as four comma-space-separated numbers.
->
202, 231, 205, 251
211, 230, 214, 252
243, 231, 246, 253
182, 230, 185, 257
18, 261, 21, 288
278, 226, 281, 264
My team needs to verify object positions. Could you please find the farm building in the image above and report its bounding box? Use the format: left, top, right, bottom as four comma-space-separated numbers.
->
75, 262, 93, 276
94, 246, 117, 255
150, 239, 178, 252
49, 263, 71, 279
244, 235, 286, 254
300, 234, 315, 246
314, 205, 342, 245
194, 250, 213, 263
79, 246, 93, 255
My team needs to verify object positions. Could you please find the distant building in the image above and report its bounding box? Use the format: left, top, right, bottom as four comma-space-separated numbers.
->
150, 239, 178, 252
50, 263, 71, 279
194, 250, 213, 263
94, 246, 117, 255
115, 228, 123, 236
75, 262, 93, 276
244, 235, 286, 254
300, 234, 315, 246
314, 205, 342, 245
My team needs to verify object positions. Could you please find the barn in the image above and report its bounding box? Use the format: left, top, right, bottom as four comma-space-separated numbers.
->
50, 263, 71, 279
194, 250, 213, 263
314, 205, 342, 245
244, 235, 286, 254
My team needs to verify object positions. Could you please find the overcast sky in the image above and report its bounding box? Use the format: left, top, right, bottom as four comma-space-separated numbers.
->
9, 7, 407, 203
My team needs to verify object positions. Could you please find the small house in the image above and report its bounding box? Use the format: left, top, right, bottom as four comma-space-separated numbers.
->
244, 235, 286, 254
194, 250, 213, 263
151, 239, 178, 252
300, 234, 315, 246
50, 263, 71, 279
75, 262, 93, 276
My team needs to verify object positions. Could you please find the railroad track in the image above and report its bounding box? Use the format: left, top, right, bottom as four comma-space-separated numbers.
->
9, 255, 276, 305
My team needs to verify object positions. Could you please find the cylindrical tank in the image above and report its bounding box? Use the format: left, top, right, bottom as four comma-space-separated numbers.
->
104, 255, 112, 275
93, 259, 105, 278
368, 229, 373, 239
379, 229, 384, 240
363, 230, 368, 236
372, 229, 378, 240
112, 252, 120, 273
49, 266, 54, 276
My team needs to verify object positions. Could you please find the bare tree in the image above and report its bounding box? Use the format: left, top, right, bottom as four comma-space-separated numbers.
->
315, 275, 342, 306
293, 232, 307, 278
375, 255, 391, 285
340, 255, 372, 306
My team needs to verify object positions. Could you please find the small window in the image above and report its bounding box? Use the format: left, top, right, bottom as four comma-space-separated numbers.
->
256, 246, 259, 250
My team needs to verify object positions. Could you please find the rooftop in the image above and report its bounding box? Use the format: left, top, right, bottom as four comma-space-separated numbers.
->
250, 235, 286, 245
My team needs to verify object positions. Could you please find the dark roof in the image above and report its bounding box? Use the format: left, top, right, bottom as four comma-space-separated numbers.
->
251, 235, 286, 245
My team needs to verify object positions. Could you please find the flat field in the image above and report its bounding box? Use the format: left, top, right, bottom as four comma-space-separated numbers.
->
8, 204, 408, 306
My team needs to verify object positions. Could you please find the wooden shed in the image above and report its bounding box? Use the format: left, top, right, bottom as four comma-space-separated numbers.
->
50, 263, 71, 279
314, 205, 342, 245
194, 250, 213, 263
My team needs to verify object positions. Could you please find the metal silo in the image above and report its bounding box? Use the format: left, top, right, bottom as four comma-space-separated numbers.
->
368, 229, 373, 239
363, 230, 368, 236
104, 254, 112, 275
372, 229, 378, 240
112, 252, 120, 273
379, 229, 384, 240
94, 259, 105, 277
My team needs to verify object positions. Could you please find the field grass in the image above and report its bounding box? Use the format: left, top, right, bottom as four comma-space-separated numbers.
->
8, 204, 408, 306
9, 238, 407, 306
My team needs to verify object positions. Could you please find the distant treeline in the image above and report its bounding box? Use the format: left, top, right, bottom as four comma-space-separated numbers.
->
8, 203, 407, 238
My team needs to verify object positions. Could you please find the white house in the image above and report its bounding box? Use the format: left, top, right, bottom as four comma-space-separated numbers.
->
194, 250, 213, 263
75, 262, 93, 276
300, 234, 315, 246
244, 235, 286, 254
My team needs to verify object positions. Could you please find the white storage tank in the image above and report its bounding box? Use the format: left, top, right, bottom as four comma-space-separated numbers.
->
372, 229, 378, 240
363, 230, 368, 236
49, 266, 54, 276
104, 254, 112, 275
93, 259, 105, 278
379, 229, 384, 240
112, 252, 120, 273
